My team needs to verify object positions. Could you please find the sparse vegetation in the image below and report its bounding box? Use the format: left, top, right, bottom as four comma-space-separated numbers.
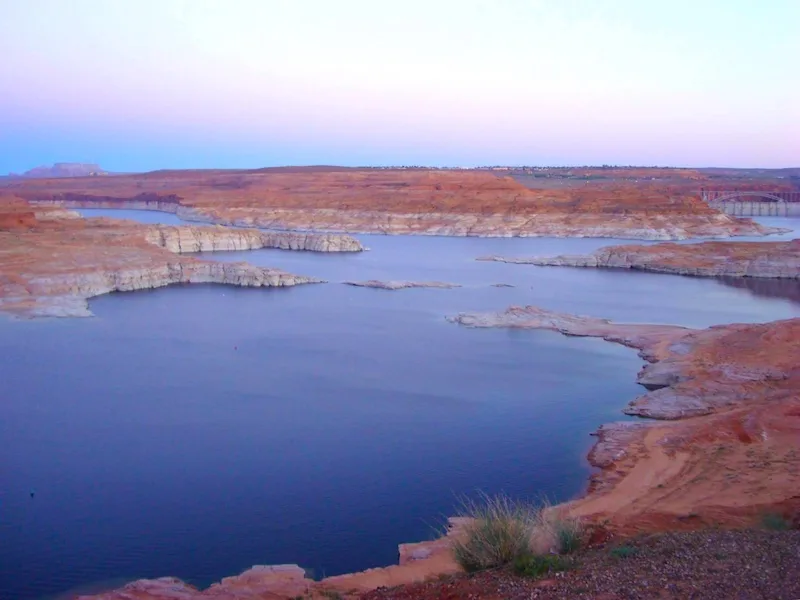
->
610, 545, 639, 559
450, 493, 583, 573
553, 515, 583, 554
513, 553, 573, 578
760, 512, 791, 531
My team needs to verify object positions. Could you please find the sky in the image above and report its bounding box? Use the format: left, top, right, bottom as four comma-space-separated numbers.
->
1, 0, 798, 172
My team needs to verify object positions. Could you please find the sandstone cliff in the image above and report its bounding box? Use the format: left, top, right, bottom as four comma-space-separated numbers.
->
144, 224, 364, 253
8, 168, 782, 240
0, 204, 324, 318
479, 239, 800, 278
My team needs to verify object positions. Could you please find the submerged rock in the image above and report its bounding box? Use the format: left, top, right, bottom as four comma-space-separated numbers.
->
344, 280, 461, 290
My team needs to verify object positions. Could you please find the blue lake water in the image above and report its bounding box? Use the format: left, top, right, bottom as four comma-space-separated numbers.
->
1, 210, 799, 600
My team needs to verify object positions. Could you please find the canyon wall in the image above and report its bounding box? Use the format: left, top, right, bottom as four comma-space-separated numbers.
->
9, 168, 782, 240
144, 224, 364, 253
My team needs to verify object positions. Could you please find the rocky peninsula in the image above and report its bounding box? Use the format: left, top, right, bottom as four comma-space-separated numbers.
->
450, 305, 800, 528
5, 167, 782, 240
0, 200, 353, 318
479, 239, 800, 278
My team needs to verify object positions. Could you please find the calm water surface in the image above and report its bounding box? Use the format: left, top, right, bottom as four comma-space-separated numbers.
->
1, 210, 798, 599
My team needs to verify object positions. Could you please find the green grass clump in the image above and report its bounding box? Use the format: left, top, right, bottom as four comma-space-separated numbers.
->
610, 545, 639, 559
452, 494, 538, 572
760, 512, 791, 531
450, 493, 584, 573
553, 517, 583, 554
513, 553, 572, 578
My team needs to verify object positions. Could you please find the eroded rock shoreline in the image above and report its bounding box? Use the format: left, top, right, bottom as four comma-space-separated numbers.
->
16, 166, 783, 241
34, 197, 781, 240
0, 204, 366, 318
479, 238, 800, 278
450, 306, 800, 527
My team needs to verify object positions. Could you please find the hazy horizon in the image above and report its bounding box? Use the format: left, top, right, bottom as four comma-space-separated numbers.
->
2, 0, 798, 173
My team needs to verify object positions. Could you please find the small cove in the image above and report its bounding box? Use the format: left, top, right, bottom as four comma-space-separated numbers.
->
1, 209, 799, 599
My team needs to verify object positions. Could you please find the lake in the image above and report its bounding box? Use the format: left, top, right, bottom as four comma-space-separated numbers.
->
1, 209, 798, 599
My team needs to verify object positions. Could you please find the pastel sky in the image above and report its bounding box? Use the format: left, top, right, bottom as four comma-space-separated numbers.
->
1, 0, 798, 172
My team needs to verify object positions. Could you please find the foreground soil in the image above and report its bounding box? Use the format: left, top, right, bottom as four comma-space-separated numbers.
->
362, 529, 800, 600
3, 167, 782, 239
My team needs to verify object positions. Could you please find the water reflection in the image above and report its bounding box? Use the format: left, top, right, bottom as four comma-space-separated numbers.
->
716, 276, 800, 305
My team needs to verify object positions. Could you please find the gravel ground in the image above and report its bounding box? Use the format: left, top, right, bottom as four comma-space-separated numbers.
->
360, 529, 800, 600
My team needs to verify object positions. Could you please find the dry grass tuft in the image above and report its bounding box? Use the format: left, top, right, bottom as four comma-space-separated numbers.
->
450, 493, 583, 573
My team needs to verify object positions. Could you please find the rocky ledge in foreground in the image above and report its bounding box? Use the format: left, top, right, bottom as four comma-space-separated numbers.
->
0, 200, 323, 318
362, 530, 800, 600
78, 520, 469, 600
479, 238, 800, 278
450, 305, 800, 528
344, 280, 461, 290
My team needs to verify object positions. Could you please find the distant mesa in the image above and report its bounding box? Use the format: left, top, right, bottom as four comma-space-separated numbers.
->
8, 162, 109, 179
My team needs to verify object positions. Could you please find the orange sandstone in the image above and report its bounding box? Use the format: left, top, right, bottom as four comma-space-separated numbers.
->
3, 168, 778, 239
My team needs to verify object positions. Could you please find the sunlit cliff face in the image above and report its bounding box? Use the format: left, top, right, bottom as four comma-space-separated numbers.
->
1, 0, 797, 172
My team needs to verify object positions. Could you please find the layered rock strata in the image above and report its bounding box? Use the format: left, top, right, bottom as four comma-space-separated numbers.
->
479, 239, 800, 278
144, 224, 364, 253
450, 306, 800, 527
344, 280, 461, 290
11, 168, 782, 240
0, 206, 324, 318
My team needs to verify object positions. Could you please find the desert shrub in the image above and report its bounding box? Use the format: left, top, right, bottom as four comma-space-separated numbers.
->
610, 545, 639, 559
551, 514, 583, 554
760, 512, 791, 531
451, 493, 540, 572
513, 553, 572, 578
450, 493, 583, 572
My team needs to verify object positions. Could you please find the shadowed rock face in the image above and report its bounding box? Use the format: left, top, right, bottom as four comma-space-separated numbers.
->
450, 305, 800, 529
5, 167, 781, 239
479, 239, 800, 278
717, 275, 800, 302
0, 201, 339, 318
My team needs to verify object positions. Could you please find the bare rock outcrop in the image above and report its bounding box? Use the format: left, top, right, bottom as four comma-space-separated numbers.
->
479, 239, 800, 278
0, 203, 323, 319
344, 280, 461, 290
144, 224, 364, 253
78, 520, 468, 600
